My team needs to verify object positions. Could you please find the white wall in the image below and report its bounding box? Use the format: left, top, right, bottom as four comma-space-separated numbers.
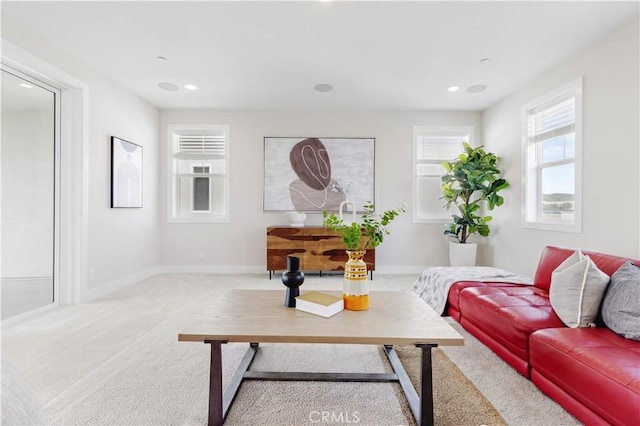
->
160, 110, 481, 273
2, 18, 161, 298
85, 77, 160, 294
483, 20, 640, 277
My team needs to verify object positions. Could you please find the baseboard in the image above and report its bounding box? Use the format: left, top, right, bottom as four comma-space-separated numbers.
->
157, 265, 266, 274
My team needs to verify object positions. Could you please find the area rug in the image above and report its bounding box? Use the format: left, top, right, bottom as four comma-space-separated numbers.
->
43, 313, 504, 425
392, 345, 505, 425
225, 344, 505, 425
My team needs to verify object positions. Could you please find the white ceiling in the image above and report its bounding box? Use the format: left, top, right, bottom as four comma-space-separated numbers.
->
2, 1, 638, 111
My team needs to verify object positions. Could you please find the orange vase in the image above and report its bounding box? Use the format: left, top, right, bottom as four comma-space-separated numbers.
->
343, 250, 369, 310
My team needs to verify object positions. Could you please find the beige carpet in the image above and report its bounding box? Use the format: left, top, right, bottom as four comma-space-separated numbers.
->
40, 317, 503, 426
2, 274, 579, 425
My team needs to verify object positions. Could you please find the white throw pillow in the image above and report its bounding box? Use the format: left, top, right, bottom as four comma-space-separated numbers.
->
549, 250, 610, 328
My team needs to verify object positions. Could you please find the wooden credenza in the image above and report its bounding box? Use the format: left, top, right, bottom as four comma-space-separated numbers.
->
266, 226, 375, 278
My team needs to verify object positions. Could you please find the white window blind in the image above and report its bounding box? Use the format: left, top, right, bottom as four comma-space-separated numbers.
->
416, 131, 469, 161
527, 96, 575, 143
175, 133, 226, 159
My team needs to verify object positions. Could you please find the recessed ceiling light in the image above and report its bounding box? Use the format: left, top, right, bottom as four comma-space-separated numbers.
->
19, 83, 34, 89
447, 86, 460, 92
314, 83, 333, 92
466, 84, 487, 94
184, 84, 198, 91
158, 82, 179, 91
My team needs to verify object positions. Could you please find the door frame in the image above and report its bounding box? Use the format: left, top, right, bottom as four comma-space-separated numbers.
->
2, 40, 90, 325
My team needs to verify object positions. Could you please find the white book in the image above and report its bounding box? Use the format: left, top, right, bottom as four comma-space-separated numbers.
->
295, 291, 344, 318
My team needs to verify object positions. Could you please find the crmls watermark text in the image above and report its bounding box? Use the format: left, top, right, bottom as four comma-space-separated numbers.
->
309, 411, 361, 424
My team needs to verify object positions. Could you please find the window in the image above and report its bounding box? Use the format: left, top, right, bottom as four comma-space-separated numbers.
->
191, 165, 211, 212
412, 126, 473, 223
167, 125, 230, 223
522, 78, 582, 232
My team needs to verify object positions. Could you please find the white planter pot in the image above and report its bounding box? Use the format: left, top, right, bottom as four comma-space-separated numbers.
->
449, 241, 477, 266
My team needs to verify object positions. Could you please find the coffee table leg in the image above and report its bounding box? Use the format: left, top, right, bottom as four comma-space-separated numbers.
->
416, 343, 437, 426
205, 339, 227, 426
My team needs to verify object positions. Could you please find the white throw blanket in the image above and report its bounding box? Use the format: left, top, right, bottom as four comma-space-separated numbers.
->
413, 266, 532, 315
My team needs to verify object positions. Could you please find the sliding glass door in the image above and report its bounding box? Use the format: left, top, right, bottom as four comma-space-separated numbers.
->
1, 67, 60, 320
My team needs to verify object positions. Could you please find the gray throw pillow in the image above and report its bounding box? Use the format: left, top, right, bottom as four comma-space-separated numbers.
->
601, 262, 640, 341
549, 250, 610, 328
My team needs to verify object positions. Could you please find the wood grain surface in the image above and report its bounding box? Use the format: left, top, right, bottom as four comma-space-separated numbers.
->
266, 226, 375, 271
179, 290, 464, 347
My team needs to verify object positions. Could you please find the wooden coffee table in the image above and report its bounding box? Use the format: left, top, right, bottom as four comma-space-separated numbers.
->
179, 289, 464, 426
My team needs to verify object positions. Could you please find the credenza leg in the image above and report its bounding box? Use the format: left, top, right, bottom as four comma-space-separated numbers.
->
205, 339, 228, 426
416, 343, 437, 426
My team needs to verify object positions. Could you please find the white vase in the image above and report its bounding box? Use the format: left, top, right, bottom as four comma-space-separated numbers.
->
338, 200, 356, 224
286, 211, 307, 227
449, 241, 477, 266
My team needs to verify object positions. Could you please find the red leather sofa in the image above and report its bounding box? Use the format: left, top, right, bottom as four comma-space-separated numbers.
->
446, 245, 640, 426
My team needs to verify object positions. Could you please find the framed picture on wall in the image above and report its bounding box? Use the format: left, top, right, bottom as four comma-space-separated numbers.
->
111, 136, 143, 208
264, 137, 375, 212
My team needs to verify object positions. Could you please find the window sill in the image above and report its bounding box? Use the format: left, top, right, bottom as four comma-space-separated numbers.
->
168, 215, 230, 224
522, 221, 581, 233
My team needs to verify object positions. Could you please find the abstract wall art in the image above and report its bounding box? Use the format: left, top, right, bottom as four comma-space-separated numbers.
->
264, 137, 375, 212
111, 136, 143, 208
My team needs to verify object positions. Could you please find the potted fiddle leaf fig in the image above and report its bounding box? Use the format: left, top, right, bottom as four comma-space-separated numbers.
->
441, 142, 509, 266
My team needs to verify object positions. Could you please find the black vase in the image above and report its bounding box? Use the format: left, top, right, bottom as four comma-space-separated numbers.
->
282, 256, 304, 307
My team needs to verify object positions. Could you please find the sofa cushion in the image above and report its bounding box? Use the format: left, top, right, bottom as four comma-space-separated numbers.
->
459, 286, 564, 362
447, 281, 528, 320
549, 250, 610, 328
530, 327, 640, 426
602, 261, 640, 341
